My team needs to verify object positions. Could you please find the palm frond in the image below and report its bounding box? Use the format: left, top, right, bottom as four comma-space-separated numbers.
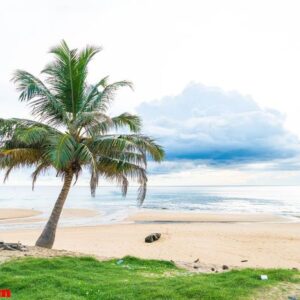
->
31, 162, 51, 190
3, 165, 15, 183
83, 80, 133, 113
111, 113, 142, 133
12, 70, 51, 101
92, 134, 165, 162
80, 76, 109, 113
97, 81, 133, 112
42, 40, 78, 117
0, 118, 61, 134
16, 126, 49, 146
76, 46, 102, 105
2, 148, 42, 164
11, 71, 68, 126
74, 143, 97, 166
74, 112, 113, 135
0, 148, 43, 183
42, 41, 102, 118
96, 156, 147, 204
46, 134, 77, 169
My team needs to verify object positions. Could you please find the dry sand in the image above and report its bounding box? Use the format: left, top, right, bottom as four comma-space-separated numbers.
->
0, 209, 299, 271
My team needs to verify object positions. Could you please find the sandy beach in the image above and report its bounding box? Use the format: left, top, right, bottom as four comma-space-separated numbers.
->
0, 209, 41, 220
0, 208, 100, 225
1, 208, 299, 271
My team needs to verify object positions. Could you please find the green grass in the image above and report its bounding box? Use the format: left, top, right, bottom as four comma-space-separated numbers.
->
0, 256, 299, 299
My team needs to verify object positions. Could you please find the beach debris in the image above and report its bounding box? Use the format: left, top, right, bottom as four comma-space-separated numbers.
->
145, 233, 161, 243
194, 258, 199, 263
288, 296, 298, 300
222, 265, 229, 270
241, 260, 248, 263
260, 275, 268, 280
0, 241, 28, 252
292, 267, 298, 271
211, 268, 215, 272
116, 259, 124, 265
193, 265, 198, 269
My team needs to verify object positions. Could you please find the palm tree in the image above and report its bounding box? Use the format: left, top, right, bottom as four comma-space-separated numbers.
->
0, 41, 164, 249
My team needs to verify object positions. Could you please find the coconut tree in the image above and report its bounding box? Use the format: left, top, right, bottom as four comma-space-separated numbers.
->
0, 41, 164, 249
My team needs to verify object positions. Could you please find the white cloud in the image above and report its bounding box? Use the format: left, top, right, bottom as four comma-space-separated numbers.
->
138, 83, 300, 163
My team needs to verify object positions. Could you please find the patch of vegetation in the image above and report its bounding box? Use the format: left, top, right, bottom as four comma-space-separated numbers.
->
0, 256, 299, 299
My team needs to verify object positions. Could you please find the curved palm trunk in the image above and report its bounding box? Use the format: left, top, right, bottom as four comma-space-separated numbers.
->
35, 172, 73, 248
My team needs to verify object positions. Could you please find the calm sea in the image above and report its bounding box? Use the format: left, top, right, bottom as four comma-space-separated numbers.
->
0, 185, 300, 229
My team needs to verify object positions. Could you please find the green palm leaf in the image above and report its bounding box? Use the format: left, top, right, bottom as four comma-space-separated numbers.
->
47, 133, 77, 169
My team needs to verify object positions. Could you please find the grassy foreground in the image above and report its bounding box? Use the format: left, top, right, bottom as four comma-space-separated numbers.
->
0, 256, 299, 299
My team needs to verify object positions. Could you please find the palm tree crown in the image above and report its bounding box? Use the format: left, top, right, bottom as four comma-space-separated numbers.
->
0, 41, 164, 248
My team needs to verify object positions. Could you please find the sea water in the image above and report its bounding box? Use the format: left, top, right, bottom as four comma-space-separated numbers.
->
0, 185, 300, 230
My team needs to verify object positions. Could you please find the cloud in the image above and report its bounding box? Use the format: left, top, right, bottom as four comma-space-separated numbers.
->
138, 83, 300, 165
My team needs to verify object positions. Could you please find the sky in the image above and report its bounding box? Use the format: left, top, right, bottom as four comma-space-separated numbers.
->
1, 0, 300, 186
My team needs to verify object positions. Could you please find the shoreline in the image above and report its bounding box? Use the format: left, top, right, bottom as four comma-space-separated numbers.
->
0, 207, 297, 224
0, 208, 101, 229
0, 208, 300, 270
0, 207, 298, 231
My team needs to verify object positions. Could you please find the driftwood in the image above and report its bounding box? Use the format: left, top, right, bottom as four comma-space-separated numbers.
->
0, 241, 28, 251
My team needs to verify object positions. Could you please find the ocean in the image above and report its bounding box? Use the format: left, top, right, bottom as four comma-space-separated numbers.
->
0, 185, 300, 230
